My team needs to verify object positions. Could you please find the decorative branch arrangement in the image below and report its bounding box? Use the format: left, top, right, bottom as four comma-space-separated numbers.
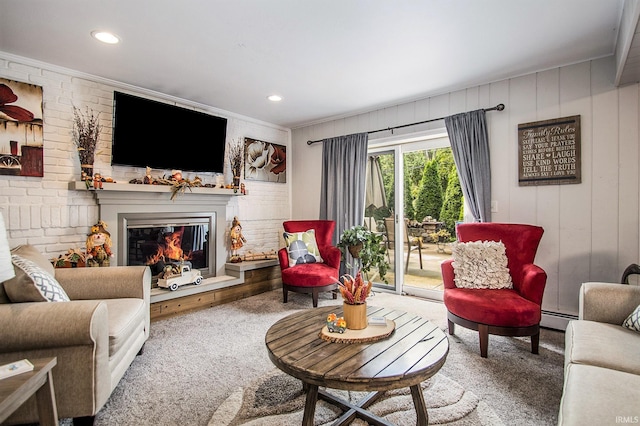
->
227, 138, 244, 182
338, 271, 373, 305
154, 175, 202, 200
72, 106, 101, 176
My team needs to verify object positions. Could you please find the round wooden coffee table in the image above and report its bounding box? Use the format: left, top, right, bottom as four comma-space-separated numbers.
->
265, 305, 449, 426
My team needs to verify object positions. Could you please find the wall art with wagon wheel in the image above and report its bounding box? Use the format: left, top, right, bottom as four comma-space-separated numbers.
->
244, 137, 286, 183
0, 78, 44, 177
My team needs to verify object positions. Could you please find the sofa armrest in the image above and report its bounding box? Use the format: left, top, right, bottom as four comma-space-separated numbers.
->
0, 300, 108, 352
580, 282, 640, 324
55, 265, 151, 301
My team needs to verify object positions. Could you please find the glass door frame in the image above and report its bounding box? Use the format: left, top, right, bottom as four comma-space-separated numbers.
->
368, 128, 451, 300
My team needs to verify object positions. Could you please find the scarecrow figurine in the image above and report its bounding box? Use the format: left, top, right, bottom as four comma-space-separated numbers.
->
86, 220, 113, 267
229, 216, 246, 263
93, 173, 103, 189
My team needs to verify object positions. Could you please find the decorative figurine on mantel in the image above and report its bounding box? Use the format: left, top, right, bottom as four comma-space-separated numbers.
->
86, 220, 113, 267
229, 216, 246, 263
144, 166, 154, 184
93, 173, 103, 189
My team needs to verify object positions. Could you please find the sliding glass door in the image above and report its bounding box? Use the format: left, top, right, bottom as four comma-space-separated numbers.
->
367, 131, 459, 300
364, 149, 397, 292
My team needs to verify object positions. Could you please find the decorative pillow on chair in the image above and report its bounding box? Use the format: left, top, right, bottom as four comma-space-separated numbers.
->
451, 240, 513, 289
623, 304, 640, 332
283, 229, 324, 266
4, 254, 70, 302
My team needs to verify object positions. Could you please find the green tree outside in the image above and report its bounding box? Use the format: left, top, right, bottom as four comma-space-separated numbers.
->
435, 148, 455, 193
440, 167, 464, 236
415, 160, 442, 221
404, 174, 416, 220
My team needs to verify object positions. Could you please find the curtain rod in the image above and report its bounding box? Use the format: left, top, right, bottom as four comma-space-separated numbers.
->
306, 103, 505, 145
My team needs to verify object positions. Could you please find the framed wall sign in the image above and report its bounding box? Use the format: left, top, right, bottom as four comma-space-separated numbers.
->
0, 78, 44, 177
244, 137, 286, 183
518, 115, 581, 186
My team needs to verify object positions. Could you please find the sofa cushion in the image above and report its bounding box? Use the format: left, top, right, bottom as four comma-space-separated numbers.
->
444, 287, 541, 327
451, 240, 512, 289
281, 263, 339, 287
565, 320, 640, 375
3, 244, 57, 303
5, 254, 70, 302
623, 304, 640, 332
103, 298, 147, 358
558, 363, 640, 426
11, 244, 56, 275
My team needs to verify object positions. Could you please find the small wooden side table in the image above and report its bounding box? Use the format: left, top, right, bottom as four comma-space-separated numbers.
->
0, 357, 58, 426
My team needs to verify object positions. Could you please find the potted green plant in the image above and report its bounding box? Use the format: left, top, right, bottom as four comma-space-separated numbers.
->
337, 225, 389, 283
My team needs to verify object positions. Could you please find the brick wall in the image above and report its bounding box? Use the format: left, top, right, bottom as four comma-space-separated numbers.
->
0, 54, 291, 262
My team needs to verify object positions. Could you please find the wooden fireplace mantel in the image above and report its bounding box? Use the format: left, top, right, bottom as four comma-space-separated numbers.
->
68, 181, 241, 196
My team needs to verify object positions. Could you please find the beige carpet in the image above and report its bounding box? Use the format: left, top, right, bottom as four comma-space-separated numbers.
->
84, 289, 564, 426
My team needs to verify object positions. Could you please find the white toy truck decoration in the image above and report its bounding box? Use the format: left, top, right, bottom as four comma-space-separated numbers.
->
157, 263, 203, 291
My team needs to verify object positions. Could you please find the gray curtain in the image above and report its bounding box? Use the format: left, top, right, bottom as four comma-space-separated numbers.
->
319, 132, 369, 245
445, 109, 492, 222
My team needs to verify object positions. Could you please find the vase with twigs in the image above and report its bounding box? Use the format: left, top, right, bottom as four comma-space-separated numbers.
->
227, 138, 243, 188
72, 106, 101, 179
338, 271, 372, 330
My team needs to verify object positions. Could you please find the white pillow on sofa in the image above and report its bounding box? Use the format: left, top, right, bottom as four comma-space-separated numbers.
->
4, 248, 70, 303
451, 240, 513, 289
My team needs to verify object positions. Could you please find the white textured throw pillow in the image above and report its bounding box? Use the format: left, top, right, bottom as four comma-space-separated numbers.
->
6, 254, 70, 302
622, 304, 640, 332
451, 240, 513, 289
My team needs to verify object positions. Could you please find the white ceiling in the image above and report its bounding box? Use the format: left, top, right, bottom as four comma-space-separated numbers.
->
0, 0, 631, 129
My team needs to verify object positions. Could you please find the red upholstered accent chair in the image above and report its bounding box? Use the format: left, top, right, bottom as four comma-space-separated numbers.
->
441, 223, 547, 358
278, 220, 340, 307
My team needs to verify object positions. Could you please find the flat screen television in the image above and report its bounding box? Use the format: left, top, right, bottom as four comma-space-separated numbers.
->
111, 91, 227, 174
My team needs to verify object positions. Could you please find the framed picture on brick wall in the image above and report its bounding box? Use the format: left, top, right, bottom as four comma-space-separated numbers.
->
0, 78, 44, 177
244, 137, 286, 183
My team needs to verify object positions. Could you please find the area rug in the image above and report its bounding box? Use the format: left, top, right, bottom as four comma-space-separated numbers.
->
81, 289, 563, 426
209, 368, 504, 425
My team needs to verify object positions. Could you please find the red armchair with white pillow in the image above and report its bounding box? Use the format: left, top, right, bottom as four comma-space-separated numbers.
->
278, 220, 340, 307
440, 222, 546, 358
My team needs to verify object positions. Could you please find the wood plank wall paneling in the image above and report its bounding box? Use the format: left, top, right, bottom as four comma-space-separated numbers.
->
618, 84, 640, 276
291, 56, 640, 317
536, 68, 562, 312
591, 58, 620, 282
558, 61, 593, 314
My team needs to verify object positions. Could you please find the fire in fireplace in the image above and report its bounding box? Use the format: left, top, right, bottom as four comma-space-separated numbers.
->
121, 213, 216, 279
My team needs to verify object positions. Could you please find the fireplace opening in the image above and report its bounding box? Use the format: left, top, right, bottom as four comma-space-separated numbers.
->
120, 213, 216, 280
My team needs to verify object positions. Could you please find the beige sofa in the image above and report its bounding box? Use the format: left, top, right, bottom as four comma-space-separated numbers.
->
0, 244, 150, 425
558, 282, 640, 425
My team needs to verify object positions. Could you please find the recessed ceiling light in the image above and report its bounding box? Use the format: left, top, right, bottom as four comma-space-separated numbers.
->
267, 95, 282, 102
91, 31, 120, 44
